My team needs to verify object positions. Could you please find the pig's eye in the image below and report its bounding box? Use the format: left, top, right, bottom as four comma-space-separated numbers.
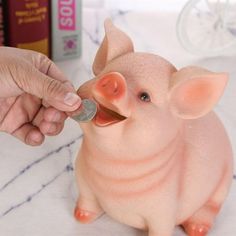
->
138, 92, 151, 102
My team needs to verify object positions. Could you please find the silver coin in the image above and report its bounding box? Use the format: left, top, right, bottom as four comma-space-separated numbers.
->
71, 99, 97, 122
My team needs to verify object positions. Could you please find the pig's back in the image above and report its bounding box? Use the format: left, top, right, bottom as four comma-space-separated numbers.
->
177, 111, 233, 223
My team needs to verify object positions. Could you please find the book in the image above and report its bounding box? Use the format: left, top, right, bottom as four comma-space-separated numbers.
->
0, 0, 5, 46
51, 0, 82, 61
4, 0, 50, 56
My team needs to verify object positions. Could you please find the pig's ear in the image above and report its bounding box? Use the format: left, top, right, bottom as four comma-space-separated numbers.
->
93, 19, 134, 76
168, 72, 228, 119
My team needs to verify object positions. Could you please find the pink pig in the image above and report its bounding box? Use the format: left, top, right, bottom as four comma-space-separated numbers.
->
73, 19, 233, 236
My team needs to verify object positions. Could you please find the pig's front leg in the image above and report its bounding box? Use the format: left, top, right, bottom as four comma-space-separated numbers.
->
147, 208, 176, 236
148, 222, 175, 236
74, 180, 104, 223
74, 158, 104, 223
74, 197, 103, 224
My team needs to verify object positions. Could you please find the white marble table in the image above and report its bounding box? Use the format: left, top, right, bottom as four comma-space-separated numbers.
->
0, 4, 236, 236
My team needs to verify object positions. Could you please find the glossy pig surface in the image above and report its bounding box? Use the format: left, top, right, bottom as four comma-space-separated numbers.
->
74, 19, 233, 236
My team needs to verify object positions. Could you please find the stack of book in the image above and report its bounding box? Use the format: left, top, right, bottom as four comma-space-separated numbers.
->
1, 0, 82, 61
0, 0, 5, 46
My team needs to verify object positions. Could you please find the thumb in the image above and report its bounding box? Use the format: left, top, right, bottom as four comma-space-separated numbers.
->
43, 78, 82, 112
18, 64, 81, 112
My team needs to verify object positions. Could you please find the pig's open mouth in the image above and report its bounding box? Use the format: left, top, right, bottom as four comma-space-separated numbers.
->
94, 103, 127, 127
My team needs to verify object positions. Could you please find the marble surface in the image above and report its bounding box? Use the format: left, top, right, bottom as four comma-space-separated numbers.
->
1, 3, 236, 236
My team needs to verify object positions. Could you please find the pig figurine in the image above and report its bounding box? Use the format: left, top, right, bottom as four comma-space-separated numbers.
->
74, 19, 233, 236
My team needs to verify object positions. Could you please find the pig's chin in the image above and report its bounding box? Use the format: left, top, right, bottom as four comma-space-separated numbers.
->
93, 104, 127, 127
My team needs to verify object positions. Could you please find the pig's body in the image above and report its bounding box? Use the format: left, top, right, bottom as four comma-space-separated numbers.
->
73, 20, 233, 236
75, 112, 232, 231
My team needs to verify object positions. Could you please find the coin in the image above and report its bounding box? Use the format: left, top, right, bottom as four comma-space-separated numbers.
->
71, 99, 97, 122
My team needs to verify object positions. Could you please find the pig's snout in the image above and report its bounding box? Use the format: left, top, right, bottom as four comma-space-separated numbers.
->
92, 72, 131, 122
94, 72, 127, 101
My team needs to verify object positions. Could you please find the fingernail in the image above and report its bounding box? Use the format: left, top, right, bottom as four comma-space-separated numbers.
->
31, 132, 42, 143
64, 93, 81, 106
46, 124, 57, 134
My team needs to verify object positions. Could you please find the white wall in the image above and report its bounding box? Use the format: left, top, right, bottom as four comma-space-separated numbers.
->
84, 0, 188, 11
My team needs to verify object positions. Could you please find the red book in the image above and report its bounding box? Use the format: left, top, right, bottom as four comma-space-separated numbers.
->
4, 0, 50, 56
0, 0, 5, 46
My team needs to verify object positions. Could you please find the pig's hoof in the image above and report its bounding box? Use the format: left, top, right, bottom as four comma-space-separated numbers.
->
74, 207, 98, 223
184, 223, 209, 236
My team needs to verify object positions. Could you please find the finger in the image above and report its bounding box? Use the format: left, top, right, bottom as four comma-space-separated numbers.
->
33, 106, 66, 136
12, 124, 45, 146
32, 106, 45, 128
35, 54, 75, 91
16, 63, 81, 112
26, 66, 81, 111
37, 54, 69, 82
42, 100, 50, 108
39, 121, 64, 136
43, 107, 67, 123
39, 57, 79, 109
11, 48, 71, 84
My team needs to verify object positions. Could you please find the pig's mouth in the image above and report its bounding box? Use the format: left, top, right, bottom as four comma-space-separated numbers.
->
93, 103, 127, 127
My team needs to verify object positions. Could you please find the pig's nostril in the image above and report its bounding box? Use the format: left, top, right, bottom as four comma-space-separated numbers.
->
113, 81, 118, 93
95, 73, 126, 99
101, 80, 119, 94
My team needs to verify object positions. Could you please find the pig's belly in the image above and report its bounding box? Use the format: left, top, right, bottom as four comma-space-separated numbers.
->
85, 172, 162, 229
88, 178, 171, 229
84, 159, 180, 229
96, 194, 148, 229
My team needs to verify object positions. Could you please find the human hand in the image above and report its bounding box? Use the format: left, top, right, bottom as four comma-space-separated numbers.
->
0, 47, 81, 146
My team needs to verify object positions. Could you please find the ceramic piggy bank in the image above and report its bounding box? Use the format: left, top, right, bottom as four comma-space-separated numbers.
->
74, 19, 233, 236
